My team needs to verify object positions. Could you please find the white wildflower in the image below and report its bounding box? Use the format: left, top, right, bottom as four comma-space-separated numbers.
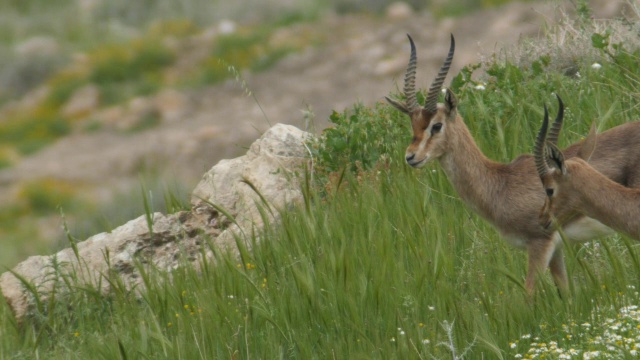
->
591, 62, 602, 70
583, 350, 600, 359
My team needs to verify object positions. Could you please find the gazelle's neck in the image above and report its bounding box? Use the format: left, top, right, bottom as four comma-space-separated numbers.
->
569, 162, 640, 238
438, 120, 501, 219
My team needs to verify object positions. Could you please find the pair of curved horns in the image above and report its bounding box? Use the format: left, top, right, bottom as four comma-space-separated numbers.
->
534, 95, 565, 177
396, 34, 455, 113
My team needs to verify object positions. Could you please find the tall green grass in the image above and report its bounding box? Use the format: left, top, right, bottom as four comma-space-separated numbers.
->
3, 19, 640, 360
2, 155, 639, 358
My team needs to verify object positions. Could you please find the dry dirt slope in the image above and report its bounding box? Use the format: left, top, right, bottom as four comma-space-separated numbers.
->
0, 1, 627, 221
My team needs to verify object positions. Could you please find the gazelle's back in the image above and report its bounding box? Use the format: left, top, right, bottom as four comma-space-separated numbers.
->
485, 121, 640, 245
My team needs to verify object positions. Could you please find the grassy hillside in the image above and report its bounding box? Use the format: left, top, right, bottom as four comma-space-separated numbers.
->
0, 0, 544, 271
2, 4, 640, 360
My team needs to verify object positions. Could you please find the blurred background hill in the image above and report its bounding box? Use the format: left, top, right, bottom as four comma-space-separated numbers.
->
0, 0, 632, 268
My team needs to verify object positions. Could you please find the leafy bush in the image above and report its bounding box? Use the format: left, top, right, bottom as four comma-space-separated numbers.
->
89, 39, 175, 85
125, 110, 161, 133
308, 101, 410, 195
0, 107, 71, 155
0, 0, 72, 14
312, 102, 407, 171
46, 70, 87, 107
0, 146, 16, 169
148, 19, 200, 38
81, 38, 175, 105
188, 22, 320, 84
17, 178, 81, 215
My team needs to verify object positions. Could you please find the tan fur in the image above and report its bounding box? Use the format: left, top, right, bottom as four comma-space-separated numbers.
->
403, 94, 640, 294
540, 138, 640, 239
387, 35, 640, 295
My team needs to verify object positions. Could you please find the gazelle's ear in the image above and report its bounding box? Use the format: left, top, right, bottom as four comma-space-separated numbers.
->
577, 122, 597, 162
444, 89, 457, 118
385, 96, 410, 115
546, 142, 567, 175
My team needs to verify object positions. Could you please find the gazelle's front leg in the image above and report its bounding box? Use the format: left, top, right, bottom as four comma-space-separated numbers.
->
549, 245, 569, 296
525, 237, 560, 295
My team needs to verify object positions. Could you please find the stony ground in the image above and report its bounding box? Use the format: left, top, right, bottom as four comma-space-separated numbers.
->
0, 1, 627, 246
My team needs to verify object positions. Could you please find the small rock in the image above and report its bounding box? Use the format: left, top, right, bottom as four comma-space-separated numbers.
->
14, 36, 60, 57
94, 105, 125, 128
218, 20, 237, 35
155, 89, 189, 123
374, 56, 407, 77
61, 84, 100, 119
386, 2, 413, 21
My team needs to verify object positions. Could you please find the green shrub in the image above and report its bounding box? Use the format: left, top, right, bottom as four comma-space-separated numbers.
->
85, 39, 173, 104
46, 70, 87, 107
148, 19, 200, 38
0, 109, 71, 155
88, 40, 175, 85
213, 30, 293, 72
126, 111, 161, 133
17, 178, 80, 215
188, 26, 304, 86
88, 45, 131, 83
130, 40, 176, 73
310, 102, 408, 179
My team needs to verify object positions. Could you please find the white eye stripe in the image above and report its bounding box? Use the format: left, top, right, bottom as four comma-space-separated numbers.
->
417, 127, 432, 153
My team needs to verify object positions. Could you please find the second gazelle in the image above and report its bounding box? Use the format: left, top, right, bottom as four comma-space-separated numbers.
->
535, 111, 640, 239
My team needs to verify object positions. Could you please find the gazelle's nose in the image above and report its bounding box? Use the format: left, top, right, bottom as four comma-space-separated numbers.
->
406, 154, 415, 163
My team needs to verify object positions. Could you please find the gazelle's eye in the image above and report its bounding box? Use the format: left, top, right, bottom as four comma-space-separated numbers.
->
545, 188, 554, 197
431, 123, 443, 134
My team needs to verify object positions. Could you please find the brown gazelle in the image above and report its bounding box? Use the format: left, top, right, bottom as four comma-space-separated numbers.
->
535, 114, 640, 239
386, 34, 640, 294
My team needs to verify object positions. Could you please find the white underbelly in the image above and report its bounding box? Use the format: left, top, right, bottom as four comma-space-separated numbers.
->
502, 217, 614, 249
559, 217, 615, 242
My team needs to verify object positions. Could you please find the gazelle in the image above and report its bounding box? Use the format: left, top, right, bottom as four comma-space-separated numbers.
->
535, 113, 640, 239
385, 34, 640, 294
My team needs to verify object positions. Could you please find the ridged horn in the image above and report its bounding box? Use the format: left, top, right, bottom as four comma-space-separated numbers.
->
424, 34, 455, 113
534, 104, 550, 178
403, 34, 419, 111
547, 94, 564, 145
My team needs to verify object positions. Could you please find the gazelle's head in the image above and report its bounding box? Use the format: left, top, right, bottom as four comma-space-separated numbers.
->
534, 102, 597, 228
385, 34, 456, 168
